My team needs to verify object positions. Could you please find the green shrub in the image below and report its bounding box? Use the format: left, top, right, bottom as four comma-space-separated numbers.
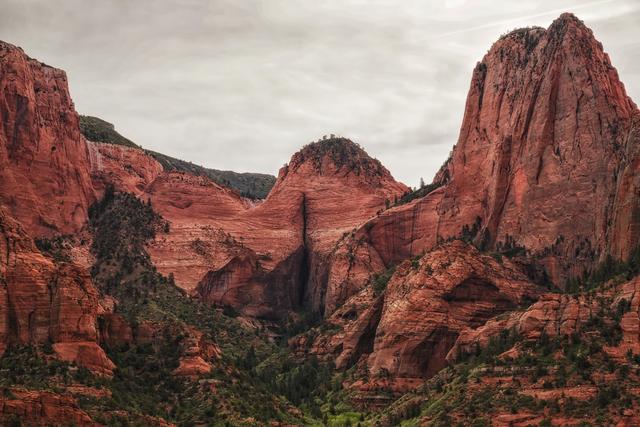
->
372, 266, 396, 295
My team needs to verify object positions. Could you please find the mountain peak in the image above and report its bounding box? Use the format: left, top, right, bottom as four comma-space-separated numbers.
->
491, 13, 603, 65
545, 12, 601, 51
549, 12, 588, 32
434, 10, 638, 280
285, 136, 391, 179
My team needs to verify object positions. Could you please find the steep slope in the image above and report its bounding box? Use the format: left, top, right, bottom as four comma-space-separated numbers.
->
145, 172, 265, 305
323, 13, 640, 310
437, 14, 638, 277
87, 141, 164, 196
0, 207, 114, 376
264, 138, 409, 314
79, 115, 138, 149
79, 114, 276, 199
373, 271, 640, 426
146, 149, 276, 200
189, 137, 408, 318
0, 41, 96, 236
299, 241, 542, 392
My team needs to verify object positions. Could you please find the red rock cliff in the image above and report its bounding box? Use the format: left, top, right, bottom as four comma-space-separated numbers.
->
0, 42, 96, 236
0, 208, 114, 376
187, 138, 407, 318
324, 13, 640, 302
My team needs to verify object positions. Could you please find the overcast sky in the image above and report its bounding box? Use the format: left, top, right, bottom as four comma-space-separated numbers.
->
1, 0, 638, 186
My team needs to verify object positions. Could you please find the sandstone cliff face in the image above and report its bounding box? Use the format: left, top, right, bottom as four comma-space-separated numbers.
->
303, 241, 542, 390
0, 208, 114, 376
294, 285, 383, 370
146, 138, 407, 318
87, 141, 164, 196
441, 14, 637, 277
0, 389, 99, 426
145, 172, 265, 300
188, 139, 407, 313
368, 242, 540, 384
267, 139, 408, 314
0, 42, 96, 236
324, 14, 640, 303
449, 275, 640, 363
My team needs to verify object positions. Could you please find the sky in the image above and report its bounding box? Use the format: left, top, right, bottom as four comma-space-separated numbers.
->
0, 0, 638, 187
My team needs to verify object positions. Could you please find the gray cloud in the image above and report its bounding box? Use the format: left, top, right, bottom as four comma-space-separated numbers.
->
0, 0, 638, 187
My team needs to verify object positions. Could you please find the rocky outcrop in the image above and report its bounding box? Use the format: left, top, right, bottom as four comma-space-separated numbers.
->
324, 13, 640, 300
172, 327, 221, 378
449, 275, 640, 363
304, 241, 542, 390
52, 342, 115, 377
295, 286, 383, 370
0, 208, 114, 376
371, 242, 539, 387
0, 41, 96, 236
0, 389, 99, 426
267, 138, 408, 315
87, 141, 164, 196
148, 138, 407, 318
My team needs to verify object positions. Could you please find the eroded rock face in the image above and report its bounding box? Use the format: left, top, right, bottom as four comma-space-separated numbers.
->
324, 13, 640, 301
0, 389, 99, 426
268, 139, 408, 314
448, 276, 640, 363
87, 141, 164, 196
0, 208, 114, 376
145, 172, 257, 293
172, 327, 221, 378
367, 242, 540, 388
146, 139, 407, 318
0, 41, 96, 236
296, 286, 383, 370
303, 241, 542, 390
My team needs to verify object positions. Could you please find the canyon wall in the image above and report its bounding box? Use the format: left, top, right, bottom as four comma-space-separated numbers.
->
0, 42, 96, 236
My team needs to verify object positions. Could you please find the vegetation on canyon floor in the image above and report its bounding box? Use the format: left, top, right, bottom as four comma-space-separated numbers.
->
6, 188, 640, 426
86, 191, 640, 426
84, 188, 345, 425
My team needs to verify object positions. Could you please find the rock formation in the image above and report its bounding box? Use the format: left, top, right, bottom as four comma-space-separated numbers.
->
0, 41, 96, 237
188, 138, 407, 318
171, 326, 221, 378
147, 138, 407, 318
297, 13, 640, 391
323, 13, 640, 305
448, 275, 640, 363
1, 10, 640, 425
0, 208, 114, 376
87, 141, 164, 196
0, 389, 99, 426
367, 242, 540, 383
302, 241, 542, 390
